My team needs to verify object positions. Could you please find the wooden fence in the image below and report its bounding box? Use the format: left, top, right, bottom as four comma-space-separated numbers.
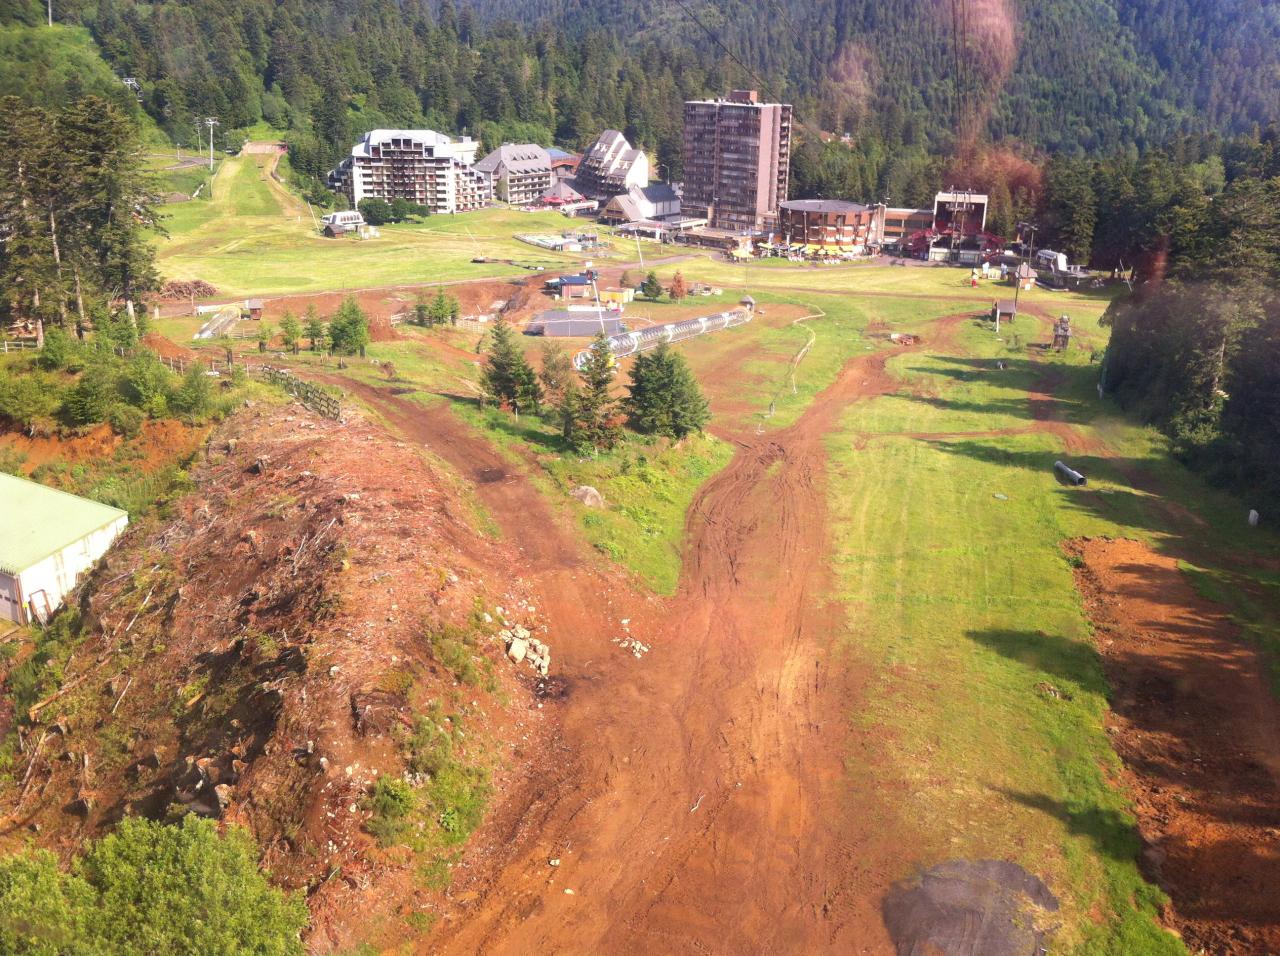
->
112, 347, 346, 421
1, 339, 40, 353
257, 366, 343, 420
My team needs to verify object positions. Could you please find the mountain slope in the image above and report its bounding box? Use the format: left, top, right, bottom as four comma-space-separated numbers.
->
463, 0, 1280, 152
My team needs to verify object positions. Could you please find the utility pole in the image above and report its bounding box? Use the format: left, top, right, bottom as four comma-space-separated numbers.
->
204, 117, 219, 172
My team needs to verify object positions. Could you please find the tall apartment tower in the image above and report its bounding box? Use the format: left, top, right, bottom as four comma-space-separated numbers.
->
681, 90, 792, 232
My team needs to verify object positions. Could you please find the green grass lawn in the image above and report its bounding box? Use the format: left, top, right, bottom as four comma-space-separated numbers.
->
146, 152, 216, 201
153, 155, 616, 298
648, 256, 1117, 324
823, 312, 1278, 954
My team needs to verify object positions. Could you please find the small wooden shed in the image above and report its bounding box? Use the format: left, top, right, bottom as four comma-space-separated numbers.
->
992, 299, 1018, 324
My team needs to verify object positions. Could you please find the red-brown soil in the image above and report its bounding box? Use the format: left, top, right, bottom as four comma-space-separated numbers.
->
0, 404, 560, 954
318, 322, 972, 954
141, 331, 197, 361
159, 277, 543, 326
1068, 537, 1280, 955
0, 419, 206, 475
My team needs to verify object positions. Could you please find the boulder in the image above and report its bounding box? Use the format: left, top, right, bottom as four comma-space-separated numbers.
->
507, 637, 529, 664
570, 485, 605, 508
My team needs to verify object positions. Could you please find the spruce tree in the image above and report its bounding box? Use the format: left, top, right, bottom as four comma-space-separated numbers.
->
624, 343, 710, 438
328, 297, 369, 355
538, 341, 574, 403
640, 271, 664, 301
480, 318, 541, 414
569, 332, 621, 453
304, 306, 326, 351
557, 382, 585, 451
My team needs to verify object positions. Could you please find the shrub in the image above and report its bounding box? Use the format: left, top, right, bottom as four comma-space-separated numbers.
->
425, 762, 489, 847
61, 362, 121, 426
365, 777, 416, 846
357, 198, 392, 226
37, 328, 83, 372
0, 816, 307, 956
169, 363, 214, 421
0, 372, 62, 434
122, 351, 172, 415
93, 308, 139, 353
107, 403, 144, 438
407, 715, 452, 777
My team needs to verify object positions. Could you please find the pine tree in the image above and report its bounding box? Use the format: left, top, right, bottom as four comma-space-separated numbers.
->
538, 341, 574, 403
0, 97, 63, 326
480, 317, 541, 413
640, 271, 663, 300
57, 96, 161, 309
565, 332, 621, 453
304, 306, 326, 352
624, 343, 710, 438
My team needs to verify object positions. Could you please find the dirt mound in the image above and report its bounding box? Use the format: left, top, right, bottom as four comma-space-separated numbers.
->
881, 859, 1060, 955
0, 402, 555, 952
0, 419, 205, 475
1068, 537, 1280, 954
141, 331, 196, 361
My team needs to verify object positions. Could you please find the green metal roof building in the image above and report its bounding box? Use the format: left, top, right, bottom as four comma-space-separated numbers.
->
0, 473, 128, 624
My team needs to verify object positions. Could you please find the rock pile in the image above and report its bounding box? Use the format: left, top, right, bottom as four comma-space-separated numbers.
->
503, 624, 551, 676
614, 637, 649, 659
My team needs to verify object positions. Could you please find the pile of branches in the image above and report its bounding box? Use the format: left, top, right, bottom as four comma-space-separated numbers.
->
160, 279, 219, 299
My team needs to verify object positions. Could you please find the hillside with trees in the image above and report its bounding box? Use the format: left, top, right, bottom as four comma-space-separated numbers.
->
462, 0, 1280, 154
3, 0, 1278, 206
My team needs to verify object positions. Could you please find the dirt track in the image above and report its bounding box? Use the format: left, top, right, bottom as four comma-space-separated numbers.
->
310, 309, 1280, 953
319, 318, 975, 954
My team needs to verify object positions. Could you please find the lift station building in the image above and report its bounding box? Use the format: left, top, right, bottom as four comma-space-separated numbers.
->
0, 473, 128, 625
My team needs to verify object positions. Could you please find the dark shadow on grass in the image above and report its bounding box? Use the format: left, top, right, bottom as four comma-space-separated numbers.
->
439, 392, 569, 456
965, 628, 1110, 700
908, 356, 1099, 426
993, 788, 1146, 865
994, 787, 1142, 864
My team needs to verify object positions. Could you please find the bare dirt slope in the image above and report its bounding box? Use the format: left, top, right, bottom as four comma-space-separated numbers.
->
329, 320, 970, 954
0, 402, 556, 953
1069, 537, 1280, 955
